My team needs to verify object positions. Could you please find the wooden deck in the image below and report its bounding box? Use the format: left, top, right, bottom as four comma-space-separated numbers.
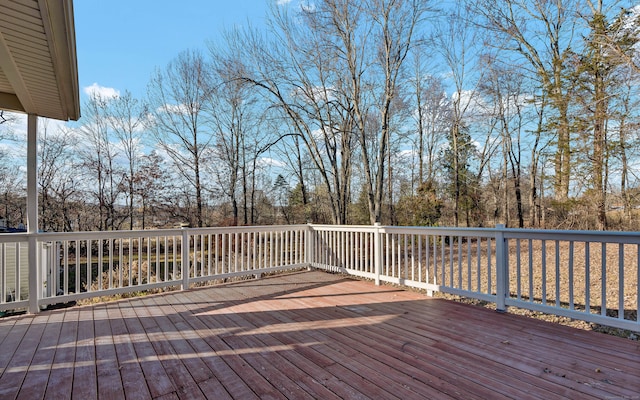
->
0, 271, 638, 399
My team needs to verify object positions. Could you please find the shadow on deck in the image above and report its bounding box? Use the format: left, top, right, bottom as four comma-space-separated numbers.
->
0, 270, 638, 399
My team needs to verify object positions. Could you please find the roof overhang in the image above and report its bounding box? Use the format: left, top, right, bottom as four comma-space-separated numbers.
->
0, 0, 80, 121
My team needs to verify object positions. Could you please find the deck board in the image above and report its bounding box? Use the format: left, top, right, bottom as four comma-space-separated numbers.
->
71, 307, 97, 399
94, 303, 126, 399
44, 308, 79, 400
120, 300, 175, 398
167, 296, 259, 399
387, 296, 639, 398
216, 286, 464, 399
16, 312, 59, 400
135, 297, 202, 395
0, 270, 638, 399
0, 313, 49, 399
108, 303, 152, 400
222, 279, 523, 399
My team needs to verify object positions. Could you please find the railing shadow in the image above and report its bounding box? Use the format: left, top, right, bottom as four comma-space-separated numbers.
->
1, 269, 639, 399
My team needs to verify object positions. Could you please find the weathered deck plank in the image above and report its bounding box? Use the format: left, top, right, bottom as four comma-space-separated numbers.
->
108, 303, 152, 400
0, 313, 49, 399
167, 295, 259, 400
212, 284, 466, 399
71, 307, 97, 400
94, 303, 126, 399
119, 300, 176, 398
16, 312, 60, 400
0, 270, 637, 399
44, 308, 79, 400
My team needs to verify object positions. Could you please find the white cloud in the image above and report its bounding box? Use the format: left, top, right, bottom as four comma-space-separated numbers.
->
451, 89, 478, 108
1, 113, 67, 137
83, 83, 120, 99
258, 157, 287, 168
277, 0, 292, 4
292, 85, 337, 105
396, 149, 416, 161
157, 103, 199, 115
0, 111, 25, 136
0, 141, 20, 155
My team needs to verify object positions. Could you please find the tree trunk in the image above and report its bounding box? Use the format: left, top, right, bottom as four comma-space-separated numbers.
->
452, 124, 460, 227
194, 158, 203, 228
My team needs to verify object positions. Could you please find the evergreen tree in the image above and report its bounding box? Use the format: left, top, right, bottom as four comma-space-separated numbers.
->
442, 124, 478, 227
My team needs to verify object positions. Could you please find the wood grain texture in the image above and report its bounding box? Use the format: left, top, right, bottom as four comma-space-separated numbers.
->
0, 270, 637, 399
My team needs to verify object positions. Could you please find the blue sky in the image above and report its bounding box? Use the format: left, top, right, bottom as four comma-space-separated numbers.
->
74, 0, 278, 102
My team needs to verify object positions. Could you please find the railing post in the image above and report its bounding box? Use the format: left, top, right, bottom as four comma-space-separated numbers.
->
28, 236, 39, 313
181, 227, 190, 290
374, 223, 381, 285
495, 224, 507, 313
305, 223, 314, 270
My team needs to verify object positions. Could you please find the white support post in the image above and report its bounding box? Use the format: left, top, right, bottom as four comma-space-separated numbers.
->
27, 114, 39, 314
305, 223, 314, 270
495, 224, 507, 313
181, 228, 189, 290
374, 223, 381, 285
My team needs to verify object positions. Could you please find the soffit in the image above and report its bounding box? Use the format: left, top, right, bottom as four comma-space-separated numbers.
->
0, 0, 80, 121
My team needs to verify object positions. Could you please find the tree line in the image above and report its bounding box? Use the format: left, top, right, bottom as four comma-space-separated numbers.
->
1, 0, 640, 232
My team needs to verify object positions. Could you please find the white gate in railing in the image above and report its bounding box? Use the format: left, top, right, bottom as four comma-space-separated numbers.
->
0, 224, 638, 332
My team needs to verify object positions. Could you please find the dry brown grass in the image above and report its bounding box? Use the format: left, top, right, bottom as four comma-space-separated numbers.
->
78, 260, 178, 305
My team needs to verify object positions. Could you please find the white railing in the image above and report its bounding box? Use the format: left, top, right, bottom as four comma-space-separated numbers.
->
310, 224, 640, 332
184, 225, 308, 285
0, 224, 638, 332
0, 225, 308, 313
310, 224, 500, 299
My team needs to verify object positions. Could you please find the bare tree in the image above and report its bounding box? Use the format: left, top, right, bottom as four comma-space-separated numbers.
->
147, 50, 214, 227
135, 151, 165, 229
38, 123, 78, 231
0, 149, 24, 229
206, 45, 269, 226
229, 5, 354, 224
0, 110, 16, 127
355, 0, 428, 224
411, 57, 450, 188
480, 59, 530, 227
433, 3, 485, 226
273, 130, 312, 222
78, 94, 123, 230
470, 0, 579, 201
107, 91, 148, 229
0, 113, 19, 227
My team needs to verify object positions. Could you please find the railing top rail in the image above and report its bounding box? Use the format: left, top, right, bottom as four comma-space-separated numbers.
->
36, 228, 185, 241
501, 227, 640, 244
0, 233, 29, 243
186, 224, 309, 235
310, 224, 640, 243
379, 225, 497, 237
310, 224, 500, 237
32, 224, 312, 242
2, 223, 638, 244
309, 224, 378, 232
